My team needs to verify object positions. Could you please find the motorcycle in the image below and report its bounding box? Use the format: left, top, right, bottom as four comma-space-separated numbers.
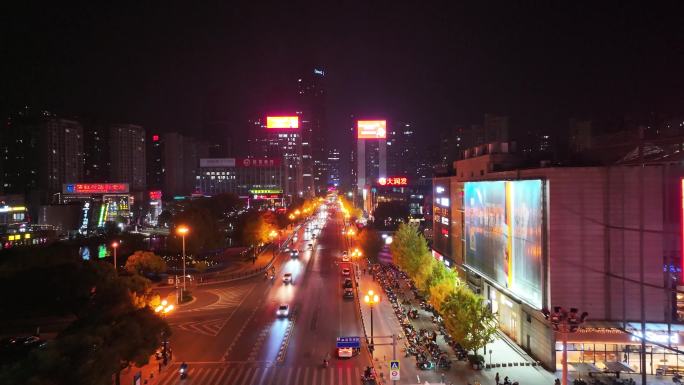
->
323, 359, 329, 368
416, 361, 435, 370
179, 363, 188, 379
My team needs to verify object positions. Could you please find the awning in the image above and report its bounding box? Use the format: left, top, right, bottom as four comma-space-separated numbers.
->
569, 362, 602, 373
600, 361, 634, 373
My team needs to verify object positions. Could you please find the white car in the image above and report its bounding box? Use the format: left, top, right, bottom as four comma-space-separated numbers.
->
341, 255, 351, 262
276, 304, 289, 317
341, 268, 351, 276
283, 273, 293, 284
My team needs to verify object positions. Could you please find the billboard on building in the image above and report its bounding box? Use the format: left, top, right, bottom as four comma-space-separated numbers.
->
266, 116, 299, 129
464, 180, 544, 308
200, 158, 236, 168
236, 158, 282, 167
64, 183, 129, 194
357, 120, 387, 139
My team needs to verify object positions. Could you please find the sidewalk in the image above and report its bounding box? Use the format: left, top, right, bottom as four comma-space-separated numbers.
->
119, 352, 173, 385
355, 261, 556, 385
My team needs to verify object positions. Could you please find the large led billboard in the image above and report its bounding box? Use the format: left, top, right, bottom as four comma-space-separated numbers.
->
357, 120, 387, 139
266, 116, 299, 129
464, 180, 544, 308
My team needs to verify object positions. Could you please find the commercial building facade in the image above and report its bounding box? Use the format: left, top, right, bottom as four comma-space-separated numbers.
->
195, 157, 285, 206
434, 144, 684, 373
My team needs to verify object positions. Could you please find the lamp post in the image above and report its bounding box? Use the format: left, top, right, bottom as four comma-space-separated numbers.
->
155, 300, 175, 364
176, 226, 189, 294
111, 241, 119, 275
544, 307, 588, 385
269, 230, 278, 256
364, 289, 380, 354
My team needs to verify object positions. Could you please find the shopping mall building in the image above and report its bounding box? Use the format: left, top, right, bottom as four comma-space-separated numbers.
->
432, 142, 684, 374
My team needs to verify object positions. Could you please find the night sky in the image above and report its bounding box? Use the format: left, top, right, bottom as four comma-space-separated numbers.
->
2, 2, 683, 150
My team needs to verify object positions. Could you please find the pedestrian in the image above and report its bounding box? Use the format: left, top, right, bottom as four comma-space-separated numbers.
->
504, 376, 510, 385
495, 372, 500, 385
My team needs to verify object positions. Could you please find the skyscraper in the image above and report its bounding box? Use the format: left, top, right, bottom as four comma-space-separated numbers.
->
327, 147, 341, 188
297, 68, 327, 195
355, 120, 387, 193
147, 132, 163, 191
387, 122, 418, 180
162, 132, 209, 197
109, 124, 146, 191
248, 116, 303, 200
84, 124, 109, 182
42, 118, 84, 195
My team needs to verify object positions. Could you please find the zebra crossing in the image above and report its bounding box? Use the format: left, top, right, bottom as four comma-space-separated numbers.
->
157, 364, 369, 385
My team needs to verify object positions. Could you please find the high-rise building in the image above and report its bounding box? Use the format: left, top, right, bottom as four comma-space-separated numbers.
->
297, 68, 327, 195
147, 133, 163, 191
42, 118, 84, 195
355, 119, 387, 210
162, 133, 209, 197
248, 116, 303, 200
109, 124, 146, 191
387, 122, 418, 180
326, 147, 341, 188
84, 125, 109, 182
1, 110, 41, 196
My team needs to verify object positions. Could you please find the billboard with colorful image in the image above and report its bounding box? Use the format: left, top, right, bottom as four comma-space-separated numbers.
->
357, 120, 387, 139
464, 180, 544, 308
266, 116, 299, 129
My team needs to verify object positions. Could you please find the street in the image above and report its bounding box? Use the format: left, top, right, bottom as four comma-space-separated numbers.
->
153, 209, 372, 385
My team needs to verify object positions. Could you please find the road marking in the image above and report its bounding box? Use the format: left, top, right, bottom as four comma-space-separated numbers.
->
177, 283, 254, 313
171, 317, 228, 337
311, 367, 318, 385
204, 365, 223, 384
285, 367, 293, 385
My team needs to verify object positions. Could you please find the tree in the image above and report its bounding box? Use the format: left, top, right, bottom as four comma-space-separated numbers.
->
124, 251, 166, 276
441, 288, 498, 355
390, 223, 431, 277
0, 259, 170, 385
357, 228, 384, 261
428, 264, 462, 312
236, 210, 273, 248
373, 201, 409, 229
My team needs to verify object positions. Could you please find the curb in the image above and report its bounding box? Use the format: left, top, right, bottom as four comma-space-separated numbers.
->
276, 308, 297, 363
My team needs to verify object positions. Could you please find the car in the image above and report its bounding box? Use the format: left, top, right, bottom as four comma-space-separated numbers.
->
283, 273, 293, 284
343, 278, 353, 288
290, 250, 299, 258
341, 268, 351, 276
307, 243, 313, 250
341, 255, 351, 262
276, 304, 289, 317
337, 347, 353, 358
343, 288, 354, 299
342, 251, 348, 256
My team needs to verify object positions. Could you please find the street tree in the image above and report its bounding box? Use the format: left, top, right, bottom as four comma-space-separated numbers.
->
441, 289, 498, 356
357, 228, 384, 262
124, 250, 166, 276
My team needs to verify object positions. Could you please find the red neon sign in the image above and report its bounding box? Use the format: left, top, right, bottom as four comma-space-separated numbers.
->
149, 190, 162, 200
378, 177, 408, 186
266, 116, 299, 129
65, 183, 129, 194
152, 135, 159, 142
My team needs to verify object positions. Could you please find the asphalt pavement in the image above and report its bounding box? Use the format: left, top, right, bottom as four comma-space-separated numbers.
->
150, 207, 373, 385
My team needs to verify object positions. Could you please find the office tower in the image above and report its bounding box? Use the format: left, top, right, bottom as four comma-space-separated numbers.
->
387, 122, 418, 180
84, 124, 109, 182
327, 147, 341, 188
147, 132, 163, 191
356, 120, 387, 193
109, 124, 146, 191
162, 133, 209, 197
249, 116, 303, 200
297, 68, 327, 195
42, 118, 84, 195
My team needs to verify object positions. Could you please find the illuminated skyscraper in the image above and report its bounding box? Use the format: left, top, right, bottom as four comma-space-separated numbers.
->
297, 68, 326, 196
109, 124, 146, 191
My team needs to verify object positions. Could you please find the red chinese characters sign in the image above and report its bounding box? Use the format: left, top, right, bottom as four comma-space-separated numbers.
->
64, 183, 129, 194
378, 177, 408, 186
149, 190, 162, 200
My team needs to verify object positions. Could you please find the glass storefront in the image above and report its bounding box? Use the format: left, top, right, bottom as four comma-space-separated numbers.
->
556, 327, 684, 375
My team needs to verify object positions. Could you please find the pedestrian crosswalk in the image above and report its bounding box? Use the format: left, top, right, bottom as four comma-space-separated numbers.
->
157, 364, 368, 385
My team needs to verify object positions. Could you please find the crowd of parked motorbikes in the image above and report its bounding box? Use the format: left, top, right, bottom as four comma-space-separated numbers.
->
371, 263, 467, 372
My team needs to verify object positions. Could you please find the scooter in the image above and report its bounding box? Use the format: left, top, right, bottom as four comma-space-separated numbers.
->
179, 365, 188, 379
323, 359, 329, 368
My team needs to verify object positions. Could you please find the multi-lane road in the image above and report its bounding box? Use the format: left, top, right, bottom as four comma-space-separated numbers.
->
155, 207, 371, 385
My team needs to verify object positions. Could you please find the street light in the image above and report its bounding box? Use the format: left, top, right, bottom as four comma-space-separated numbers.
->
543, 307, 588, 385
111, 241, 119, 275
176, 226, 190, 298
364, 289, 380, 353
155, 299, 174, 364
269, 230, 279, 256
